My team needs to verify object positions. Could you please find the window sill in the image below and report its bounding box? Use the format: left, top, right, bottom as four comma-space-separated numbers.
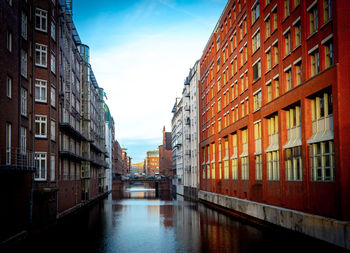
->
35, 100, 48, 104
307, 31, 318, 41
292, 44, 301, 53
283, 52, 291, 60
35, 64, 48, 69
35, 136, 48, 139
319, 19, 333, 31
35, 28, 48, 33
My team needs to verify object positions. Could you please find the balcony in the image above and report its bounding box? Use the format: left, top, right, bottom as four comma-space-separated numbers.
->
60, 110, 88, 141
59, 146, 83, 161
0, 147, 36, 171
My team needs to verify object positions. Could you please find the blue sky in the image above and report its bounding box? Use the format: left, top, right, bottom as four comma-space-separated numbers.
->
73, 0, 227, 162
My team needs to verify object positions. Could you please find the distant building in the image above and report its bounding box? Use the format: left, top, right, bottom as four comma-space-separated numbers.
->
112, 140, 123, 179
104, 104, 115, 192
146, 149, 159, 176
159, 127, 172, 177
132, 161, 145, 175
171, 98, 184, 194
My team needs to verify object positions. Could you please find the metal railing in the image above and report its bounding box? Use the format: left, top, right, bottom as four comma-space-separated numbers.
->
0, 147, 36, 171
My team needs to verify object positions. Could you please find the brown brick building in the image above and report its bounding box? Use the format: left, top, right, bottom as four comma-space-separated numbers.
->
159, 126, 172, 177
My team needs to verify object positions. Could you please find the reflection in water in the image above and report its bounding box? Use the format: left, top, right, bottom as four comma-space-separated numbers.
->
11, 185, 347, 253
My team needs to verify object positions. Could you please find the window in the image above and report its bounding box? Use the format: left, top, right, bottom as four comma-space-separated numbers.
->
21, 88, 27, 116
253, 90, 262, 111
285, 67, 292, 91
273, 42, 279, 66
211, 143, 216, 179
20, 127, 27, 154
284, 30, 291, 56
284, 0, 290, 19
310, 48, 319, 77
293, 0, 300, 9
35, 79, 47, 102
244, 45, 248, 62
267, 151, 280, 180
274, 78, 279, 98
231, 133, 238, 180
253, 60, 261, 81
35, 44, 47, 67
21, 50, 27, 78
311, 91, 332, 121
6, 123, 11, 165
265, 49, 272, 71
252, 1, 260, 24
217, 57, 220, 72
51, 87, 56, 107
324, 40, 334, 69
35, 153, 47, 181
309, 4, 318, 35
266, 114, 279, 180
7, 31, 12, 52
323, 0, 331, 23
22, 12, 27, 39
294, 20, 301, 48
218, 119, 222, 132
50, 155, 55, 182
295, 61, 302, 85
241, 128, 249, 180
35, 115, 47, 138
51, 22, 56, 40
216, 36, 220, 52
272, 6, 278, 31
252, 30, 260, 53
265, 16, 271, 38
51, 120, 55, 141
310, 141, 334, 181
51, 53, 56, 73
7, 76, 12, 98
267, 82, 272, 102
255, 155, 263, 180
35, 8, 48, 32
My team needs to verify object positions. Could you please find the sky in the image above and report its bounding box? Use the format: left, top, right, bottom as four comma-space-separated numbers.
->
72, 0, 227, 162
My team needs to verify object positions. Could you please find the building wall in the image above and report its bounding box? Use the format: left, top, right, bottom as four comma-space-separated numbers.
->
159, 127, 172, 177
146, 149, 159, 176
198, 0, 349, 221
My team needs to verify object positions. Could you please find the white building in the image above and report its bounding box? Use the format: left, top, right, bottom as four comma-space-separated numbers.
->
104, 104, 114, 192
172, 60, 200, 198
171, 97, 184, 195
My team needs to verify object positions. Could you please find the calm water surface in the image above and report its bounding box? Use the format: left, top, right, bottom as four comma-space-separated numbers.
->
13, 185, 347, 253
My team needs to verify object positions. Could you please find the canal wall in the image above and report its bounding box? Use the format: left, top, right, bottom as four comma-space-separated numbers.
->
198, 190, 350, 250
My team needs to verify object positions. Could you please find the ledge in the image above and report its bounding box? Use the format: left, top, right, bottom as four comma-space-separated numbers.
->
198, 190, 350, 250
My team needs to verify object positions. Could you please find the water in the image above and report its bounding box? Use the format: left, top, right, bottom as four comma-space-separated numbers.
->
10, 185, 347, 253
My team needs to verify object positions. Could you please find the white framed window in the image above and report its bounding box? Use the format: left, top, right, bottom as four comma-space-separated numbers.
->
51, 22, 56, 40
310, 49, 319, 77
35, 115, 47, 138
285, 146, 302, 181
35, 44, 47, 67
51, 120, 55, 141
51, 86, 56, 107
35, 8, 48, 32
21, 12, 27, 39
7, 30, 12, 52
20, 127, 27, 154
7, 76, 12, 98
310, 141, 334, 181
35, 152, 47, 181
21, 49, 27, 78
35, 79, 47, 102
255, 154, 263, 180
21, 88, 27, 116
6, 123, 11, 165
50, 155, 55, 182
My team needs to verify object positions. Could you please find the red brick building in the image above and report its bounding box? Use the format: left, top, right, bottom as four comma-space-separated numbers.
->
0, 0, 35, 242
159, 126, 172, 177
199, 0, 349, 223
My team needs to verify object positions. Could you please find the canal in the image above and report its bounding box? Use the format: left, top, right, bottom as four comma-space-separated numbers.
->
12, 185, 347, 253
